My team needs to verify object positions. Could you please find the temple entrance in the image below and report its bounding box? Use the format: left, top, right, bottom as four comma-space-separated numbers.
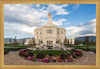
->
47, 41, 53, 45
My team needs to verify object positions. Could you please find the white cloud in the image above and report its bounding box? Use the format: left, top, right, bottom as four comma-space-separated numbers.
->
78, 34, 96, 37
4, 4, 75, 38
4, 4, 69, 27
66, 19, 96, 38
4, 22, 37, 35
47, 4, 70, 15
20, 25, 37, 35
53, 19, 67, 26
4, 4, 48, 27
36, 4, 40, 7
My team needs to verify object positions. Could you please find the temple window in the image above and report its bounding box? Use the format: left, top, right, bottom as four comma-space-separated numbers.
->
47, 29, 53, 34
61, 31, 63, 34
58, 31, 60, 34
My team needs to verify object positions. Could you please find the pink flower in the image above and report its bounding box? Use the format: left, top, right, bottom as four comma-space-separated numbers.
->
44, 59, 48, 63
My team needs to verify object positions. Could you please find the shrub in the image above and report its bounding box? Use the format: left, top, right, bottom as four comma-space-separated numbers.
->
72, 54, 77, 58
19, 49, 28, 57
36, 53, 45, 59
71, 49, 83, 57
4, 50, 9, 55
49, 52, 53, 56
59, 53, 66, 60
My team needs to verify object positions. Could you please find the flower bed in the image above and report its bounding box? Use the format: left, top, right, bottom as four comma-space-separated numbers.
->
19, 49, 83, 63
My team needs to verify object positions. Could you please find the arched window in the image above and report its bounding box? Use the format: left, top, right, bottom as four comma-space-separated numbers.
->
58, 31, 59, 34
61, 31, 63, 34
49, 29, 50, 33
47, 29, 53, 34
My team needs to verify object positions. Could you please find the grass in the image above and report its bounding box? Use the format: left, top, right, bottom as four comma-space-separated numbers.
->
33, 50, 67, 56
67, 44, 96, 50
4, 44, 31, 55
4, 45, 30, 49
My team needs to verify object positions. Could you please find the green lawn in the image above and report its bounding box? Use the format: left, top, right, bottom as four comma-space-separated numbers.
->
68, 44, 96, 50
33, 50, 67, 56
4, 45, 30, 48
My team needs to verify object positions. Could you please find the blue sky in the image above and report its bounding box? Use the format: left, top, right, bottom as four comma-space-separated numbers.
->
4, 4, 96, 39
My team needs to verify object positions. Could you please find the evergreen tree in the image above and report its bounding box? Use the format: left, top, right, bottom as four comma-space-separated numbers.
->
64, 37, 67, 45
90, 39, 93, 45
75, 38, 79, 45
85, 36, 89, 49
67, 39, 69, 46
9, 39, 11, 44
32, 37, 35, 45
22, 41, 24, 45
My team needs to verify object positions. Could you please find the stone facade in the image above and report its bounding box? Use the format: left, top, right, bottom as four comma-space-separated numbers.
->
34, 13, 74, 45
67, 38, 74, 45
24, 39, 34, 45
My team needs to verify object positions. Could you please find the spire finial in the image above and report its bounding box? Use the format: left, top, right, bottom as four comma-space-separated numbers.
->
47, 12, 52, 23
48, 12, 51, 16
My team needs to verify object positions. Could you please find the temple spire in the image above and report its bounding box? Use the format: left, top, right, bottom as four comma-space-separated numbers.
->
48, 12, 52, 23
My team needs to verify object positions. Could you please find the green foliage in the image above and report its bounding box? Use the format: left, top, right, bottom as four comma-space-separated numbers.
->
75, 38, 79, 45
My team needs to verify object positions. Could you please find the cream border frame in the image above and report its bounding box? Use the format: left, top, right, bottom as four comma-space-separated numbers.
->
0, 0, 100, 69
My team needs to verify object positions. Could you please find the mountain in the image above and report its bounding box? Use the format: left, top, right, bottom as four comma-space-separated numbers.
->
75, 36, 96, 41
4, 37, 32, 43
4, 36, 96, 43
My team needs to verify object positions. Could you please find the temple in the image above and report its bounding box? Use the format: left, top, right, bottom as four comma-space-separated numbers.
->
34, 12, 74, 45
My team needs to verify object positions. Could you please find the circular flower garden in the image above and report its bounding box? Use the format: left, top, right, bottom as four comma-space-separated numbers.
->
19, 49, 83, 63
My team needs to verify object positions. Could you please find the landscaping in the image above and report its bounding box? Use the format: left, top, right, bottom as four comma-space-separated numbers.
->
19, 49, 83, 63
4, 44, 31, 55
66, 44, 96, 53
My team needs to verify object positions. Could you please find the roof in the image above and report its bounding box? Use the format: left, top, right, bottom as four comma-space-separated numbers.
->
43, 23, 57, 27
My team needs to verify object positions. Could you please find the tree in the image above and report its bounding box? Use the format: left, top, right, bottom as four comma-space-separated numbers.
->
32, 38, 35, 45
14, 36, 16, 50
64, 37, 67, 45
9, 39, 11, 44
22, 41, 24, 45
67, 39, 69, 46
75, 38, 79, 45
85, 36, 89, 49
90, 39, 94, 45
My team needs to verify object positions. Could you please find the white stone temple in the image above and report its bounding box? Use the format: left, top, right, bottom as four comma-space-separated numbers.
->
34, 12, 74, 45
